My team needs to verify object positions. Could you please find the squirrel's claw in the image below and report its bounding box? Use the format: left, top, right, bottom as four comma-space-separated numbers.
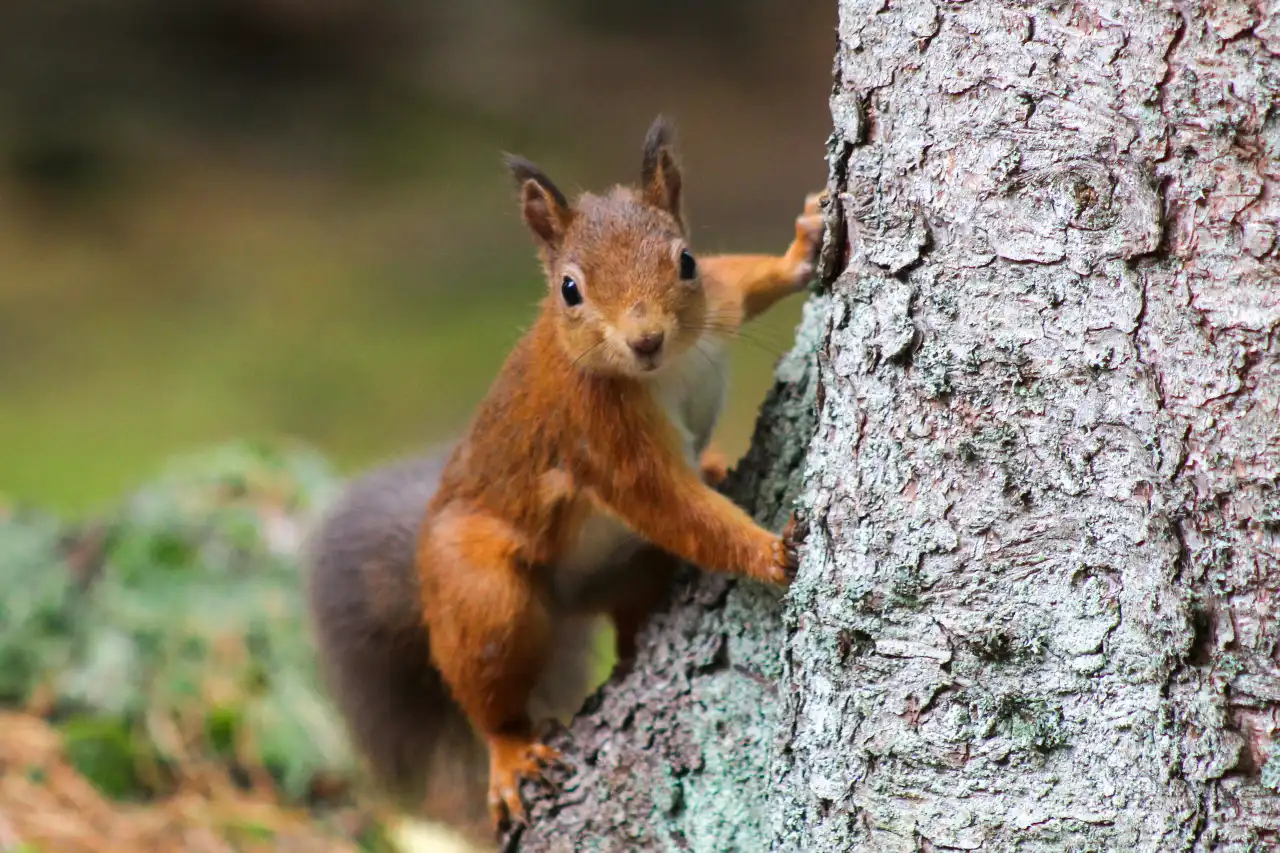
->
487, 739, 567, 835
772, 536, 798, 586
803, 190, 827, 218
758, 518, 801, 588
787, 190, 828, 286
779, 513, 806, 584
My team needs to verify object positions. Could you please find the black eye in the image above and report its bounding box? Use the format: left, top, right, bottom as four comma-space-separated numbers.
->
561, 276, 583, 306
679, 249, 697, 280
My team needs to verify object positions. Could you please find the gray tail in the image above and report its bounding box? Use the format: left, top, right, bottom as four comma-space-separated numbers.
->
302, 452, 490, 838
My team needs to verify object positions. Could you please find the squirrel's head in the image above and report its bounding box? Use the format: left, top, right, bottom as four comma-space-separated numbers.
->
505, 115, 708, 378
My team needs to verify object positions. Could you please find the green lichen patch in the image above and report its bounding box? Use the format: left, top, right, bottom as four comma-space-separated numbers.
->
1009, 707, 1068, 755
966, 628, 1047, 664
1261, 747, 1280, 793
974, 692, 1070, 755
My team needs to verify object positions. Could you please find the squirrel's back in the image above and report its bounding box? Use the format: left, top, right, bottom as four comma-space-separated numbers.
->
302, 451, 603, 839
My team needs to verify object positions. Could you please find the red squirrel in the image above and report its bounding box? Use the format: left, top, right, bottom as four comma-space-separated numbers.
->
304, 115, 823, 839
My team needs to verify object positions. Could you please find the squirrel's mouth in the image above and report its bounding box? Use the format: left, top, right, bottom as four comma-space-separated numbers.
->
633, 353, 662, 372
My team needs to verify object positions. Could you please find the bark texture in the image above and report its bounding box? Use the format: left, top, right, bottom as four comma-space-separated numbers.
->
517, 2, 1280, 850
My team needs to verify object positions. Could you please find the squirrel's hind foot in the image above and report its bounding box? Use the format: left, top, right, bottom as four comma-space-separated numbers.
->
487, 736, 567, 834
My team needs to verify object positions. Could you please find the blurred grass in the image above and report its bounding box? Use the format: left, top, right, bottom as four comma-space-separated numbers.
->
0, 111, 805, 515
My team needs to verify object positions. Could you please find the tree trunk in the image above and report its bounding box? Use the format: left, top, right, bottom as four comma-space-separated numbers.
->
516, 2, 1280, 850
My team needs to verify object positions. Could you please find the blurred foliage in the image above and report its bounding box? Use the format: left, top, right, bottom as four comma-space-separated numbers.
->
0, 441, 349, 802
531, 0, 761, 41
0, 510, 82, 704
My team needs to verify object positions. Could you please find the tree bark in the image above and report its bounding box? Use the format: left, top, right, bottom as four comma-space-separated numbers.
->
516, 2, 1280, 851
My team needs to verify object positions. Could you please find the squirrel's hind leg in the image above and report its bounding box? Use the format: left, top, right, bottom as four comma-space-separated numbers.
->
419, 512, 565, 833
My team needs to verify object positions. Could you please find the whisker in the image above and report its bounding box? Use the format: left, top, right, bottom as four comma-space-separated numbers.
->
728, 337, 788, 360
572, 338, 608, 369
692, 338, 727, 389
686, 324, 791, 359
708, 320, 798, 352
696, 312, 797, 346
700, 308, 799, 336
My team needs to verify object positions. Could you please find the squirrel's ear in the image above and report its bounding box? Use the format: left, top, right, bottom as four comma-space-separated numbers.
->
641, 115, 683, 225
504, 153, 572, 248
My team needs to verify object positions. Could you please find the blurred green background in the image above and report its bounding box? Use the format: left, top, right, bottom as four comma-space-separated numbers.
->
0, 0, 836, 514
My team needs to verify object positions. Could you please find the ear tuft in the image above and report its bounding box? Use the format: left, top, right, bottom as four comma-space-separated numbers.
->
640, 115, 682, 224
503, 152, 572, 248
641, 115, 675, 183
503, 152, 569, 210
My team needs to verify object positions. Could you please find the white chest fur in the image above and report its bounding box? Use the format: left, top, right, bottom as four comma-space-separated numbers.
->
550, 338, 730, 606
651, 337, 729, 468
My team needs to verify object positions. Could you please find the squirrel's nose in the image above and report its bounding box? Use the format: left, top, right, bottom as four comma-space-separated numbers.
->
629, 331, 665, 357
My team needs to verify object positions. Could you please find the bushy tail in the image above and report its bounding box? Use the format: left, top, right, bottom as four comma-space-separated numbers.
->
302, 452, 491, 838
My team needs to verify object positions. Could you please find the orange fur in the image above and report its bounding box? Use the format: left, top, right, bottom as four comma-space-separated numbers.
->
699, 445, 730, 486
415, 116, 823, 832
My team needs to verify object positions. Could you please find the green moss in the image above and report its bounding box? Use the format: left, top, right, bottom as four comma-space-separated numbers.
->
59, 717, 150, 800
886, 560, 930, 613
0, 512, 82, 704
222, 819, 276, 844
911, 338, 955, 399
992, 694, 1068, 754
355, 820, 398, 853
206, 705, 243, 759
967, 628, 1045, 664
970, 630, 1015, 662
1214, 651, 1247, 679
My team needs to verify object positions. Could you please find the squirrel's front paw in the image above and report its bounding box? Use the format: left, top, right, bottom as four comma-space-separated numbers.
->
786, 190, 827, 286
756, 528, 798, 587
782, 512, 807, 569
